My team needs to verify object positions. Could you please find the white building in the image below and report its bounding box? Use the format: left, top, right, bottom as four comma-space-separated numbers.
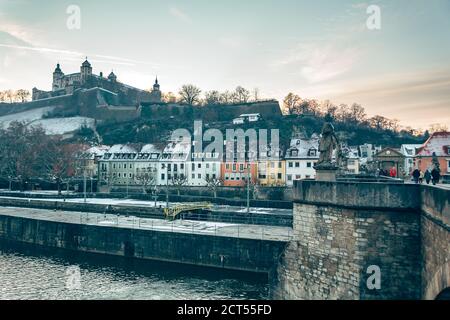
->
285, 134, 320, 186
232, 113, 261, 125
358, 143, 382, 166
158, 138, 190, 186
342, 146, 360, 174
400, 144, 421, 175
99, 144, 161, 186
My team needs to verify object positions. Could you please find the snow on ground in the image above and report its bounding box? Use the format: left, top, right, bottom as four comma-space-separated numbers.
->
0, 106, 55, 128
30, 117, 95, 135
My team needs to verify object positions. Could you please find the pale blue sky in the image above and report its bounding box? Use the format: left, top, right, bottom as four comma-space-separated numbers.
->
1, 0, 449, 129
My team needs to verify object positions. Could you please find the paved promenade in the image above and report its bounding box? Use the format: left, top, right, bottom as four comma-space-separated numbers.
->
0, 206, 292, 242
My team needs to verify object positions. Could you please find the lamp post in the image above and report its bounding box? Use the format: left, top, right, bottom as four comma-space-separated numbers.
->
246, 163, 250, 214
83, 170, 87, 203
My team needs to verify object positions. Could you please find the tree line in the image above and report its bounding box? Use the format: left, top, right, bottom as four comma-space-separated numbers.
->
0, 89, 31, 103
282, 92, 448, 135
160, 85, 261, 106
0, 122, 85, 193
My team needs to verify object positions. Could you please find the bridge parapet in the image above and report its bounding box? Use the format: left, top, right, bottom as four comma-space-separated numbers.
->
273, 180, 450, 300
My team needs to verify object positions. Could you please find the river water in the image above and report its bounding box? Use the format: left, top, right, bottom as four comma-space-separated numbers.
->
0, 241, 268, 300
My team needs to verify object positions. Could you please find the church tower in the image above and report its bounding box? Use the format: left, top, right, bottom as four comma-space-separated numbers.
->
80, 57, 92, 84
52, 63, 64, 91
151, 77, 161, 102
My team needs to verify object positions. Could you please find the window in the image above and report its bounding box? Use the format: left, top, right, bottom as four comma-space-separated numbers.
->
225, 174, 229, 180
212, 174, 216, 179
296, 175, 301, 179
198, 163, 201, 169
278, 173, 282, 179
192, 163, 195, 171
180, 164, 184, 170
287, 174, 292, 181
119, 164, 122, 169
129, 173, 132, 178
198, 174, 201, 179
226, 164, 230, 170
192, 174, 195, 179
206, 174, 210, 180
288, 162, 293, 168
168, 163, 172, 171
278, 162, 282, 168
118, 173, 121, 178
212, 163, 216, 170
270, 173, 275, 179
270, 162, 275, 168
232, 164, 236, 171
295, 162, 300, 168
240, 164, 244, 171
124, 164, 127, 169
113, 164, 116, 169
130, 164, 133, 169
168, 174, 172, 180
305, 175, 311, 179
174, 164, 178, 171
307, 162, 312, 168
291, 150, 298, 157
206, 163, 210, 169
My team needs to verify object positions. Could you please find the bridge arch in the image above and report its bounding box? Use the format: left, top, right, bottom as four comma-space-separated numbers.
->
424, 262, 450, 300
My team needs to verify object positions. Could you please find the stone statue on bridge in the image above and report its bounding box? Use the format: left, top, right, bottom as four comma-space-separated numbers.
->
317, 122, 340, 168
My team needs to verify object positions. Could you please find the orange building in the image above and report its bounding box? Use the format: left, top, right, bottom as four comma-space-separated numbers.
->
221, 161, 258, 187
414, 132, 450, 175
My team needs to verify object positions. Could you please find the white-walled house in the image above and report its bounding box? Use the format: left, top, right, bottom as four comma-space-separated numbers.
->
98, 144, 162, 186
400, 144, 421, 175
158, 138, 190, 186
285, 135, 320, 186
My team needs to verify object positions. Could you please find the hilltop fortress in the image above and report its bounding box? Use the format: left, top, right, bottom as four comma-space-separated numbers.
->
0, 59, 282, 127
32, 58, 162, 104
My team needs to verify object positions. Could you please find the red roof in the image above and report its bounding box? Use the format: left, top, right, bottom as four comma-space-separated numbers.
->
416, 132, 450, 157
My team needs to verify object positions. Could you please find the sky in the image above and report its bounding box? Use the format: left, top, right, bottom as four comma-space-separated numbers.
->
0, 0, 449, 130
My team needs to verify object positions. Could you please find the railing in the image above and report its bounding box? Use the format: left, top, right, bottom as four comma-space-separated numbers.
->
163, 202, 213, 220
76, 211, 293, 242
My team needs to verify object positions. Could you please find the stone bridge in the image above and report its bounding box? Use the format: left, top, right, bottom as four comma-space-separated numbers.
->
272, 181, 450, 300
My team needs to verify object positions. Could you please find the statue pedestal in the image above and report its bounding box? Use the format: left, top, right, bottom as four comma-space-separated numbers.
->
314, 164, 339, 182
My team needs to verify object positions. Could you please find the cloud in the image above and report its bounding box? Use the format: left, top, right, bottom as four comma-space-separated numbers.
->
273, 42, 361, 83
169, 6, 192, 24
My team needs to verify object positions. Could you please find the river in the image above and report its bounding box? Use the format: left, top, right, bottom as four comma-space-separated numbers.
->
0, 241, 268, 300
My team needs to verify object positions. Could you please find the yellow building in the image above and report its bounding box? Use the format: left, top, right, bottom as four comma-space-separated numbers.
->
258, 160, 286, 186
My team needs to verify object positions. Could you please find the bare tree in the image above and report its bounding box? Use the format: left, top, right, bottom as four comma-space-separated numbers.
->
44, 140, 81, 195
429, 123, 449, 133
162, 92, 178, 103
252, 88, 260, 101
205, 176, 224, 198
16, 89, 30, 103
204, 90, 221, 105
135, 168, 157, 194
369, 115, 389, 130
4, 90, 15, 103
0, 91, 6, 102
282, 93, 302, 115
178, 84, 202, 105
171, 174, 187, 195
233, 86, 250, 103
220, 90, 234, 104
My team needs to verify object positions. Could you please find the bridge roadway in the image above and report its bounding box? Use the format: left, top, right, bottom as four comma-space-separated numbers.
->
0, 206, 292, 242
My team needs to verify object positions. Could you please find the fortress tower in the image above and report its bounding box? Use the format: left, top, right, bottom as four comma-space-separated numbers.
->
80, 58, 92, 83
52, 63, 64, 91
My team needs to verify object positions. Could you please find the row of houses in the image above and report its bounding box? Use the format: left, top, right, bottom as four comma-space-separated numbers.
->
79, 131, 450, 188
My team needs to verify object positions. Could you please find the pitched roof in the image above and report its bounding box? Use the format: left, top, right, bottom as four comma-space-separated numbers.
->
416, 132, 450, 157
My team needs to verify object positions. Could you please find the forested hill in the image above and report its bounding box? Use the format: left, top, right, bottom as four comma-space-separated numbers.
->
84, 111, 426, 150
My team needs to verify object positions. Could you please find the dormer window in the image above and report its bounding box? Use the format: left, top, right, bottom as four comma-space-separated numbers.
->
291, 150, 298, 157
308, 148, 317, 157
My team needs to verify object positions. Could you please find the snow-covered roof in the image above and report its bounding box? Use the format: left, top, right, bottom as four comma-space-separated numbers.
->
416, 132, 450, 157
107, 144, 138, 154
140, 144, 161, 154
162, 138, 191, 161
239, 113, 260, 117
400, 144, 422, 157
285, 136, 319, 159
